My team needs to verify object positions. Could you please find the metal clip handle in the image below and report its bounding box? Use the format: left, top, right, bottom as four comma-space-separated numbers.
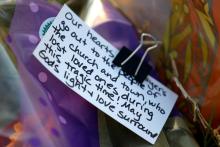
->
121, 33, 158, 76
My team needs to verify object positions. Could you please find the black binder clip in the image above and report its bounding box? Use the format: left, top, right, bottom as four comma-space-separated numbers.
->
113, 33, 158, 83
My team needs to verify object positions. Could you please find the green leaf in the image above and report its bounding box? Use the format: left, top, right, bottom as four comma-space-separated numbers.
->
184, 41, 192, 82
171, 24, 192, 49
199, 34, 208, 68
163, 23, 171, 55
196, 9, 216, 48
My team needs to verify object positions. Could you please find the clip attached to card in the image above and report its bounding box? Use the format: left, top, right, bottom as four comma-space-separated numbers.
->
113, 33, 158, 83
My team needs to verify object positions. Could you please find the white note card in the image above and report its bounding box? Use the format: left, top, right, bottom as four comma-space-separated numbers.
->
33, 5, 178, 144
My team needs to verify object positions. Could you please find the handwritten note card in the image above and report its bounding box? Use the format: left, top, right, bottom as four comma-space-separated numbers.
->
33, 5, 178, 144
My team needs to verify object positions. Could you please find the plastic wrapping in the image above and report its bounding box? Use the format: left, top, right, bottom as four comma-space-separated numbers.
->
1, 0, 99, 146
162, 0, 220, 129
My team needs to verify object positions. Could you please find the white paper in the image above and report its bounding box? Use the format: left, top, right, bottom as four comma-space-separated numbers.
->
33, 5, 178, 144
